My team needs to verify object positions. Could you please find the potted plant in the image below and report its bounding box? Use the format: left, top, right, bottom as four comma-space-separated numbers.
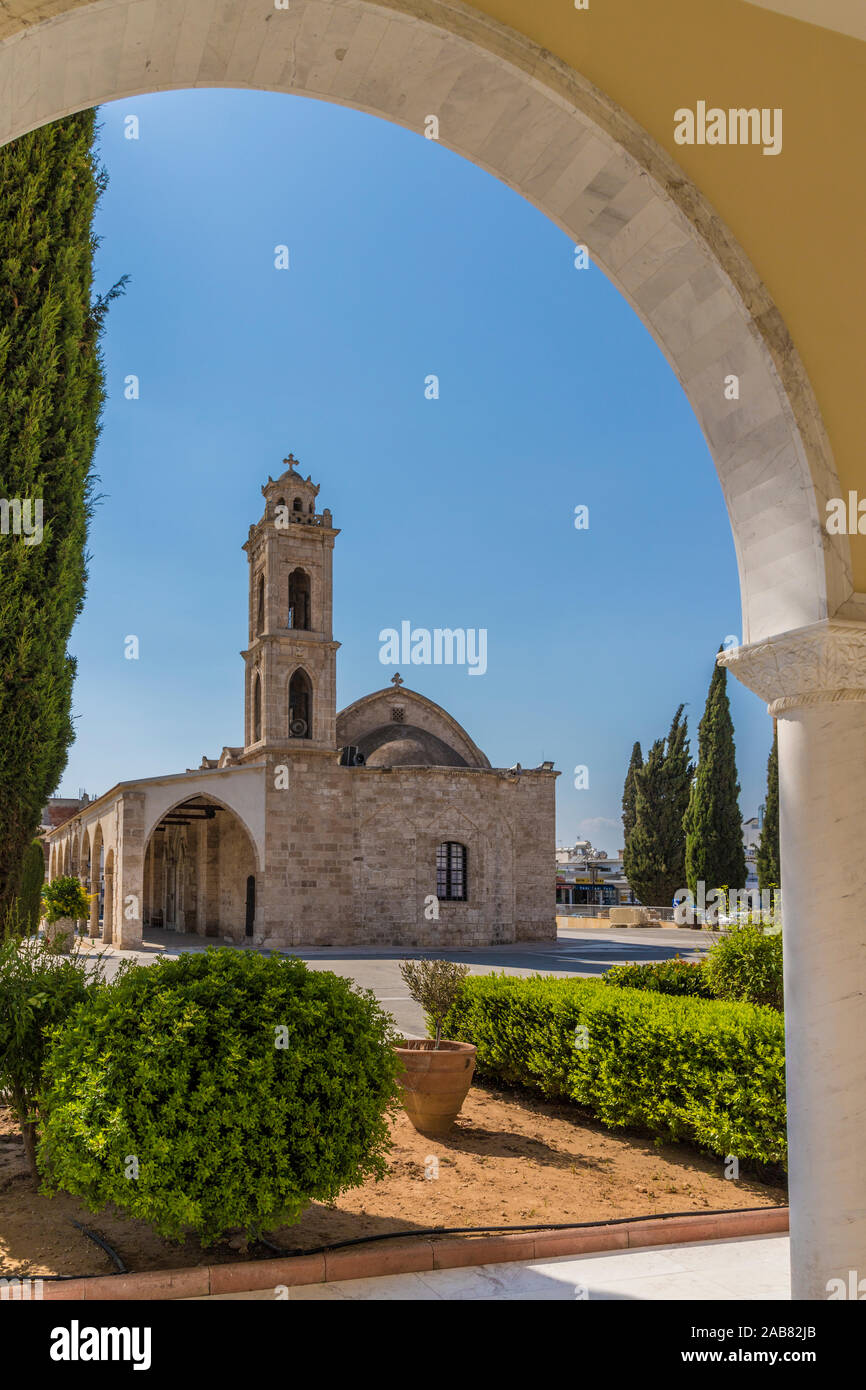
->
395, 959, 475, 1134
40, 876, 91, 954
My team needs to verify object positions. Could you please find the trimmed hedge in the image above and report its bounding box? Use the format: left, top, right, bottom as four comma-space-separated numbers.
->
602, 958, 714, 998
442, 973, 786, 1166
39, 949, 401, 1243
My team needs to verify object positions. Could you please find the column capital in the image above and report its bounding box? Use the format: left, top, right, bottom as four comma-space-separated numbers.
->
718, 619, 866, 715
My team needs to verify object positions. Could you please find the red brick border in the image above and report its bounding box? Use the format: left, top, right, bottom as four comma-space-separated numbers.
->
38, 1206, 788, 1300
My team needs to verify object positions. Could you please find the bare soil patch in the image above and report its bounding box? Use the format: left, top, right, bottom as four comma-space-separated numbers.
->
0, 1083, 785, 1279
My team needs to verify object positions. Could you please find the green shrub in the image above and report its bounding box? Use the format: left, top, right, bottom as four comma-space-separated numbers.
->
0, 935, 110, 1178
442, 973, 786, 1166
704, 924, 783, 1010
41, 875, 90, 925
39, 949, 401, 1243
602, 957, 714, 998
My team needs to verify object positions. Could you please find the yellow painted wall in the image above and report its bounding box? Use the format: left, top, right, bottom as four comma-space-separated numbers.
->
2, 1, 862, 583
472, 0, 866, 586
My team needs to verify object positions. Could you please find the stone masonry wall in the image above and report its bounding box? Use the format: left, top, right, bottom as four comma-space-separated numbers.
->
260, 761, 556, 947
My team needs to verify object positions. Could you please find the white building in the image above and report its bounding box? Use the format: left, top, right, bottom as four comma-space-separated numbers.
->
555, 840, 634, 907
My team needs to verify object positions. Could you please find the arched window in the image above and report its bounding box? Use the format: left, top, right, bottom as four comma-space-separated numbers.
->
256, 573, 265, 636
437, 842, 467, 901
288, 567, 311, 630
288, 668, 312, 739
292, 496, 303, 513
252, 673, 262, 742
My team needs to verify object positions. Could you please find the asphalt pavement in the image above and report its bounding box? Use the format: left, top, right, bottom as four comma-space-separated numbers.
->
83, 922, 712, 1038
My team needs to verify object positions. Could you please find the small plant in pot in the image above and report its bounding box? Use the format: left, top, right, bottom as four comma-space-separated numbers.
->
395, 958, 475, 1134
41, 877, 91, 955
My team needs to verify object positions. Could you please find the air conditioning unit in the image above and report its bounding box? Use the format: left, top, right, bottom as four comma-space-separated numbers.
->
289, 719, 308, 738
338, 745, 365, 767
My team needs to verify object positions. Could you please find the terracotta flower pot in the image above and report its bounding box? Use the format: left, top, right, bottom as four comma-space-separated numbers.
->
394, 1039, 477, 1134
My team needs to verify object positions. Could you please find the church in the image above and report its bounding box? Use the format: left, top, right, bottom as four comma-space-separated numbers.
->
45, 456, 557, 949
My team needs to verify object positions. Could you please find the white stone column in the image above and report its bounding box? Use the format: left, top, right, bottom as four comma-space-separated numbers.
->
720, 620, 866, 1301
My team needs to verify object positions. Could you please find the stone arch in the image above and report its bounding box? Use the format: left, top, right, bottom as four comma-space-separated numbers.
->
144, 791, 262, 874
103, 847, 115, 945
287, 566, 311, 631
2, 0, 861, 1298
251, 670, 262, 742
88, 822, 104, 937
0, 0, 848, 643
80, 833, 92, 934
143, 791, 261, 940
256, 571, 265, 637
288, 666, 313, 739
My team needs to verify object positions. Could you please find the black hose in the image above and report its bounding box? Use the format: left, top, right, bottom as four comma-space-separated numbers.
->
1, 1203, 785, 1284
255, 1202, 787, 1259
0, 1219, 127, 1282
67, 1218, 127, 1274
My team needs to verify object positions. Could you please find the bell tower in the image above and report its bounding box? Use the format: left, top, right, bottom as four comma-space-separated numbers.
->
241, 453, 340, 757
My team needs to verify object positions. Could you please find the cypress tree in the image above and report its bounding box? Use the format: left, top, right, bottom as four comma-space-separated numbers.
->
756, 723, 780, 890
9, 838, 46, 936
0, 111, 122, 920
621, 741, 643, 846
623, 706, 693, 906
683, 652, 747, 895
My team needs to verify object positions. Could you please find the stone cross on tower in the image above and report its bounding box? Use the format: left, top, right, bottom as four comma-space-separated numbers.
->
391, 673, 404, 687
283, 452, 299, 471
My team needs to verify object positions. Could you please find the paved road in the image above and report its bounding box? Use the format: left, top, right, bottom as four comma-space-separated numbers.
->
83, 923, 711, 1038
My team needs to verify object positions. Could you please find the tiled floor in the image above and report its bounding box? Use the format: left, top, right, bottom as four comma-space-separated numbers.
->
195, 1235, 790, 1301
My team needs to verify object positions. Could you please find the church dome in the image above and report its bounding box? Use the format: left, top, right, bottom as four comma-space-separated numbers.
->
364, 736, 441, 768
362, 726, 470, 767
337, 683, 491, 770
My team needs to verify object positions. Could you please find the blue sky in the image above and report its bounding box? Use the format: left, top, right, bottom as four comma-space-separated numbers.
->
59, 88, 772, 850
